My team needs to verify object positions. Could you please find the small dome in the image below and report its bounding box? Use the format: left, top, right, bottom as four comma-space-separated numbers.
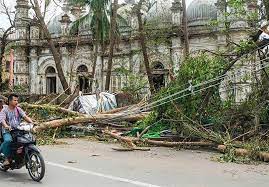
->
47, 15, 62, 36
187, 0, 217, 27
117, 4, 134, 34
48, 12, 78, 36
146, 0, 173, 26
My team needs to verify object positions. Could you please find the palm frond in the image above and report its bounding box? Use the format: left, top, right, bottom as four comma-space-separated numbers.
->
117, 14, 129, 27
45, 0, 51, 7
70, 13, 91, 35
69, 0, 125, 43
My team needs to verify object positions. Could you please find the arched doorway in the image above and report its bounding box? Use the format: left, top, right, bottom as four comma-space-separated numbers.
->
46, 66, 57, 94
77, 65, 89, 93
152, 62, 166, 91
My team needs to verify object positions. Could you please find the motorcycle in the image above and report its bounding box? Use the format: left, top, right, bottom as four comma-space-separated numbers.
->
0, 125, 45, 182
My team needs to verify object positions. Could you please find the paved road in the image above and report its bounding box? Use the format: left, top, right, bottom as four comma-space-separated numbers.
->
0, 138, 268, 187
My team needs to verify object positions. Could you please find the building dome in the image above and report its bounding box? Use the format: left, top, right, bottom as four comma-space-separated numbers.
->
48, 11, 89, 36
187, 0, 217, 27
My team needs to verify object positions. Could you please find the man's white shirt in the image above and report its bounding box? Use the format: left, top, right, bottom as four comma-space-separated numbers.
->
259, 26, 269, 41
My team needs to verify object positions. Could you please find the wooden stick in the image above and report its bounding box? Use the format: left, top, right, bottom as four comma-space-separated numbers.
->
100, 106, 130, 114
138, 125, 151, 139
103, 130, 137, 148
52, 127, 58, 140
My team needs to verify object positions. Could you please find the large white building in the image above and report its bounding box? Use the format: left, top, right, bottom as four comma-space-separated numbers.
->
13, 0, 257, 101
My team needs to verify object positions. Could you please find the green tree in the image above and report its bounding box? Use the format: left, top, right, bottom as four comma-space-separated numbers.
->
105, 0, 119, 91
263, 0, 269, 20
69, 0, 110, 92
135, 0, 156, 94
212, 0, 258, 45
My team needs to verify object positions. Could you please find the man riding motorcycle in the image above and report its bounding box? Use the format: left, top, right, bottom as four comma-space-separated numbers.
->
0, 98, 11, 166
0, 94, 33, 166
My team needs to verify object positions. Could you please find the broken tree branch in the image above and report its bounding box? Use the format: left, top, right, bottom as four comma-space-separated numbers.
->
20, 103, 86, 117
103, 130, 137, 148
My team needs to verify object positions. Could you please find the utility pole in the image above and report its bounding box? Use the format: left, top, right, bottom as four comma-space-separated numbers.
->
182, 0, 189, 58
9, 49, 14, 91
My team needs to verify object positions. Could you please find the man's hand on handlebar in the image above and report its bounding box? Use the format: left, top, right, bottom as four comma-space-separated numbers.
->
4, 125, 12, 131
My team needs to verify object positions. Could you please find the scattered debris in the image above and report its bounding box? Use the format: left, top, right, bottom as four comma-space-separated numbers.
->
218, 145, 269, 162
69, 92, 117, 115
67, 161, 77, 164
7, 86, 269, 164
91, 154, 100, 157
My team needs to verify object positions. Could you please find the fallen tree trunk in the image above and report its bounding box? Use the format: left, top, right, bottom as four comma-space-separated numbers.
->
104, 131, 216, 148
144, 139, 216, 147
33, 112, 149, 132
34, 116, 96, 132
217, 145, 269, 162
102, 133, 269, 162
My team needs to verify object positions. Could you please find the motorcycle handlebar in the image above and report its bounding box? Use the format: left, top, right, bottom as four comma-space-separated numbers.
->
5, 124, 34, 132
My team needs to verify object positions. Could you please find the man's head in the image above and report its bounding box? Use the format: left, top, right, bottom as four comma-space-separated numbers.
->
261, 21, 269, 30
8, 94, 19, 107
0, 99, 3, 108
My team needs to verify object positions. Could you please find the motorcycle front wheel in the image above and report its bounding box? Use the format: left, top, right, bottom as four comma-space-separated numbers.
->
0, 163, 8, 172
0, 154, 8, 172
27, 151, 45, 182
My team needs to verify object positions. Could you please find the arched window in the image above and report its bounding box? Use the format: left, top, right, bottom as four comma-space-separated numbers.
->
152, 62, 165, 91
77, 65, 89, 93
153, 62, 164, 69
77, 65, 88, 73
45, 66, 56, 74
46, 66, 56, 94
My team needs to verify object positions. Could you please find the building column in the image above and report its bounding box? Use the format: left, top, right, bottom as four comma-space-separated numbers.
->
171, 37, 183, 73
14, 0, 30, 92
29, 48, 38, 94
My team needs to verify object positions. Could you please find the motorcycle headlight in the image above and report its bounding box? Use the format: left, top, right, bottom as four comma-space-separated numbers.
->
17, 137, 28, 144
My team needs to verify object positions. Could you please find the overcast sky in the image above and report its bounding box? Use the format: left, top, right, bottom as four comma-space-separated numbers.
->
0, 0, 193, 30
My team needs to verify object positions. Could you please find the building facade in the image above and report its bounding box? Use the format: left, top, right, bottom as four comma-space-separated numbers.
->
12, 0, 258, 101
